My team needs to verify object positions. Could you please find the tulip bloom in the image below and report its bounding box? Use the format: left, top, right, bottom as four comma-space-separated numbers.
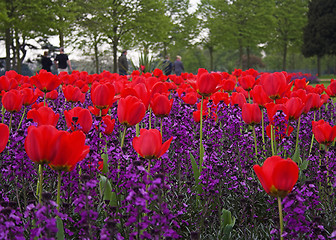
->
230, 92, 246, 109
150, 93, 173, 118
27, 106, 59, 127
63, 85, 85, 103
195, 69, 221, 97
238, 75, 256, 91
49, 130, 90, 172
46, 90, 58, 100
31, 70, 61, 92
0, 123, 9, 153
253, 156, 299, 198
250, 85, 272, 108
242, 103, 262, 125
117, 96, 146, 127
259, 72, 292, 100
285, 97, 305, 121
132, 129, 173, 159
303, 93, 323, 113
90, 82, 115, 109
222, 78, 236, 93
312, 120, 336, 146
2, 89, 23, 112
101, 115, 115, 135
326, 79, 336, 97
20, 88, 39, 106
24, 125, 61, 164
182, 92, 198, 105
64, 107, 92, 134
88, 105, 109, 117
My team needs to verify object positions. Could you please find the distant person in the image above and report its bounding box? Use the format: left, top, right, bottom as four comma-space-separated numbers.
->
173, 55, 184, 76
41, 51, 52, 72
163, 55, 173, 76
118, 50, 128, 76
54, 47, 72, 74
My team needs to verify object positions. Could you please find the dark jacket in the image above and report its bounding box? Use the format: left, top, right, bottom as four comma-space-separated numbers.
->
163, 59, 173, 75
41, 56, 53, 72
118, 54, 128, 75
173, 60, 184, 76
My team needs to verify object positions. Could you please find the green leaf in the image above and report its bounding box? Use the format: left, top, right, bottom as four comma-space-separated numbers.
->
56, 216, 65, 240
99, 175, 117, 207
292, 145, 302, 165
199, 142, 205, 171
101, 153, 109, 174
190, 153, 203, 195
301, 159, 309, 170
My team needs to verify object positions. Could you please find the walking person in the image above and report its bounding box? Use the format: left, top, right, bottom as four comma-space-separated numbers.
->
54, 47, 72, 74
118, 50, 128, 76
162, 55, 173, 76
173, 55, 184, 76
41, 51, 53, 72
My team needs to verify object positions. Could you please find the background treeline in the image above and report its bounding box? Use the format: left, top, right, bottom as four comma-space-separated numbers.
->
0, 0, 335, 76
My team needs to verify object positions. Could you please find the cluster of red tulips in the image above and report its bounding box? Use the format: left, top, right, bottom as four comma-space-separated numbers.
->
0, 67, 335, 238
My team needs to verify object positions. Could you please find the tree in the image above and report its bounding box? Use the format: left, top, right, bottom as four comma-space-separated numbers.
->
207, 0, 275, 70
302, 0, 336, 76
267, 0, 308, 71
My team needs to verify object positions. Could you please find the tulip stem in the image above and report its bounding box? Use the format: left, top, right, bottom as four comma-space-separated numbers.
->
199, 97, 204, 165
252, 126, 258, 162
8, 112, 13, 134
308, 111, 316, 156
295, 116, 301, 153
270, 125, 275, 155
261, 110, 265, 146
57, 171, 62, 211
149, 108, 152, 129
38, 164, 43, 204
277, 197, 284, 240
1, 105, 4, 123
44, 93, 46, 106
120, 126, 127, 149
17, 106, 26, 131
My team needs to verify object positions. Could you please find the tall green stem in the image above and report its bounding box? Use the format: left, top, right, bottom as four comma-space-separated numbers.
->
149, 108, 152, 129
261, 110, 265, 145
44, 93, 46, 106
1, 105, 4, 123
308, 111, 316, 156
160, 118, 163, 136
295, 116, 301, 152
278, 197, 284, 240
120, 126, 127, 149
38, 164, 44, 204
270, 125, 275, 155
8, 112, 13, 134
17, 106, 26, 131
57, 172, 62, 211
199, 97, 204, 166
252, 126, 258, 161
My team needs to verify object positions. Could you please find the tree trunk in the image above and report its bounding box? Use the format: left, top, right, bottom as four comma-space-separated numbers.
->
15, 30, 21, 74
282, 42, 287, 71
209, 45, 213, 71
59, 30, 64, 48
238, 39, 243, 69
5, 28, 12, 71
94, 42, 99, 73
246, 46, 250, 69
317, 55, 321, 77
112, 39, 118, 73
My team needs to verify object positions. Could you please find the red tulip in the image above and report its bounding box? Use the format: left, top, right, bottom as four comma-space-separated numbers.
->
210, 92, 230, 106
64, 107, 92, 133
230, 92, 246, 109
192, 110, 207, 123
242, 103, 262, 125
46, 90, 58, 100
285, 97, 305, 121
326, 79, 336, 97
222, 78, 236, 93
63, 85, 85, 103
253, 156, 299, 197
0, 123, 9, 153
266, 124, 294, 141
27, 106, 59, 127
265, 103, 287, 125
90, 82, 115, 109
259, 72, 292, 100
117, 96, 146, 127
132, 129, 173, 159
195, 69, 221, 97
150, 93, 173, 118
293, 78, 308, 91
250, 85, 272, 108
303, 93, 323, 113
0, 75, 18, 93
182, 91, 198, 105
238, 75, 256, 91
31, 70, 61, 92
24, 125, 61, 164
312, 120, 336, 146
49, 130, 90, 172
153, 68, 163, 78
88, 105, 109, 117
2, 89, 23, 112
20, 88, 39, 106
101, 115, 115, 135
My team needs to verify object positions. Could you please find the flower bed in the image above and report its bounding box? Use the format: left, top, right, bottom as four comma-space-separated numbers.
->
0, 69, 335, 239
